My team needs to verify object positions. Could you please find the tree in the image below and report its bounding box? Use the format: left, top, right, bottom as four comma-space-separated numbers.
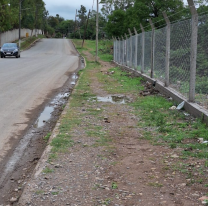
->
78, 5, 87, 27
105, 9, 126, 37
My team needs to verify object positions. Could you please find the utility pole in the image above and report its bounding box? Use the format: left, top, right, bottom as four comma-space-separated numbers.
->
35, 5, 38, 37
19, 0, 22, 49
74, 9, 77, 39
82, 10, 90, 47
96, 0, 99, 62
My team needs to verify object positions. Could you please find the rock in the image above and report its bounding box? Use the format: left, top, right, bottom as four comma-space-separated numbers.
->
199, 196, 208, 201
10, 197, 18, 203
178, 183, 186, 187
169, 106, 176, 110
171, 154, 179, 158
55, 164, 62, 168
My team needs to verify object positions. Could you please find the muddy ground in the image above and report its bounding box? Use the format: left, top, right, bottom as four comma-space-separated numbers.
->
9, 49, 207, 206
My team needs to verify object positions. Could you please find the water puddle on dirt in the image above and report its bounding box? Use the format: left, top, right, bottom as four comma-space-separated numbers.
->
71, 73, 78, 85
72, 73, 78, 80
96, 95, 129, 104
34, 106, 54, 128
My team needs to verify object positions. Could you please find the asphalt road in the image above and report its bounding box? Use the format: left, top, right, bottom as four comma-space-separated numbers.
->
0, 39, 79, 161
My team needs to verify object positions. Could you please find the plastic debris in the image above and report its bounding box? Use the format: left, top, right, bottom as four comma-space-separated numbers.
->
183, 112, 190, 116
176, 101, 185, 110
198, 138, 204, 143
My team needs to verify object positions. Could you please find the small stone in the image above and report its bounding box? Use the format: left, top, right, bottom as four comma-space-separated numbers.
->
10, 197, 18, 202
178, 183, 186, 187
171, 154, 179, 158
199, 196, 208, 201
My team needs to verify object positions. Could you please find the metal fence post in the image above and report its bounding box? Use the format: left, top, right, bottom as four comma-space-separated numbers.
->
118, 37, 120, 64
134, 27, 138, 70
149, 19, 155, 78
140, 24, 145, 74
112, 36, 115, 62
128, 28, 132, 68
162, 12, 170, 87
115, 37, 118, 63
122, 36, 125, 65
188, 0, 198, 102
125, 33, 128, 66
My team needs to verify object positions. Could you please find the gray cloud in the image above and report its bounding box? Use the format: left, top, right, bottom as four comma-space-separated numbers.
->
44, 0, 97, 20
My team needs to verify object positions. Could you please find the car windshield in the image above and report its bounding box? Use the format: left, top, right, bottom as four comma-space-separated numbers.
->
2, 43, 17, 48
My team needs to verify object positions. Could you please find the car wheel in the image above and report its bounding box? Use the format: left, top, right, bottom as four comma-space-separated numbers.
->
1, 56, 3, 58
16, 55, 18, 58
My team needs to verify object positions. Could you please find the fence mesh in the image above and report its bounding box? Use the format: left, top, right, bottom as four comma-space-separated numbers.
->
126, 38, 130, 66
144, 31, 152, 76
169, 19, 191, 98
132, 35, 136, 68
154, 27, 166, 83
196, 14, 208, 110
137, 33, 142, 72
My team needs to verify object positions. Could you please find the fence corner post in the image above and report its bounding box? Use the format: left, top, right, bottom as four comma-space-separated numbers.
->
128, 28, 132, 68
162, 11, 170, 87
188, 0, 198, 102
133, 27, 138, 70
140, 23, 145, 74
149, 19, 155, 78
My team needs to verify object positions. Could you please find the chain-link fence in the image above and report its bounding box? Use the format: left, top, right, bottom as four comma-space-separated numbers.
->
196, 14, 208, 110
113, 12, 208, 111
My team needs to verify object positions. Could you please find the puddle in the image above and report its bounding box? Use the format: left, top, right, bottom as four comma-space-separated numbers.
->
34, 92, 70, 129
34, 106, 54, 128
72, 73, 78, 80
96, 95, 128, 104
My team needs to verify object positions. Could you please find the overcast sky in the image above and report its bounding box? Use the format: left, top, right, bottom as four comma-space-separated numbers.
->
43, 0, 202, 20
44, 0, 99, 20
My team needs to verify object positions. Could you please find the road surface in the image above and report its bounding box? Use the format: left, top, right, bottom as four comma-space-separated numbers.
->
0, 38, 79, 161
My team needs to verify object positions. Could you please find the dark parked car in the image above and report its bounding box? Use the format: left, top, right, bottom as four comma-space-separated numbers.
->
0, 43, 20, 58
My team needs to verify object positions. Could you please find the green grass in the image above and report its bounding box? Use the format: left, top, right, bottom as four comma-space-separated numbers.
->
42, 167, 54, 174
43, 132, 51, 142
148, 182, 163, 187
73, 39, 113, 62
112, 182, 118, 189
35, 190, 44, 195
97, 67, 144, 94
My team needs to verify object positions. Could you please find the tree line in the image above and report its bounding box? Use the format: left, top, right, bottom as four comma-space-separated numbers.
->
1, 0, 208, 39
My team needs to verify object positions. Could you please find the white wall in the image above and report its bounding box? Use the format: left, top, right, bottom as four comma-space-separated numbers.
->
0, 29, 42, 46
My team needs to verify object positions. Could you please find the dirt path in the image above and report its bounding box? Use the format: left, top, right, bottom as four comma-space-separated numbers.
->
16, 50, 207, 206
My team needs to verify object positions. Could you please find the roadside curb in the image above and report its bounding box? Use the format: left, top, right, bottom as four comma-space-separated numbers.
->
71, 39, 86, 68
21, 38, 41, 52
18, 40, 86, 205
